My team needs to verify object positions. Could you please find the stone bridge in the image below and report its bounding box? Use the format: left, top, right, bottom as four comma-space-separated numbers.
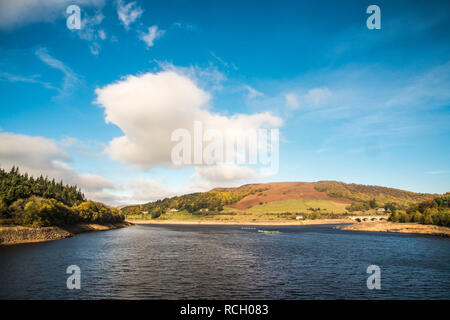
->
349, 215, 389, 222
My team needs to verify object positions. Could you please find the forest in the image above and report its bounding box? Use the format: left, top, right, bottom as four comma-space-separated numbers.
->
0, 166, 124, 227
389, 193, 450, 227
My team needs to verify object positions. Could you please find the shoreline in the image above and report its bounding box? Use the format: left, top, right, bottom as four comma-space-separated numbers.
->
339, 221, 450, 238
126, 218, 354, 226
0, 221, 133, 246
2, 219, 447, 245
128, 219, 450, 238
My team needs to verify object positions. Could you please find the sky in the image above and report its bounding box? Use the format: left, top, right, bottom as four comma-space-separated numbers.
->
0, 0, 449, 205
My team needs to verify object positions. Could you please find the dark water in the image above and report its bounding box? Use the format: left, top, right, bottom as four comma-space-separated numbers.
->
0, 224, 449, 299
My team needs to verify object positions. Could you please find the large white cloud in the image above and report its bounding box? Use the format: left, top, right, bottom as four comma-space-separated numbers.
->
95, 69, 283, 173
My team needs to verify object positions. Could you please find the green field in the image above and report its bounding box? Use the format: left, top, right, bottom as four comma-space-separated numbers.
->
126, 199, 351, 223
240, 199, 348, 214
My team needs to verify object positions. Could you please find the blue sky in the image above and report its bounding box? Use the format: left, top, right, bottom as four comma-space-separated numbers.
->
0, 0, 449, 205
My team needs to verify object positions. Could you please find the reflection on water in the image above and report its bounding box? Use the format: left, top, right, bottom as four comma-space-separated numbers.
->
0, 224, 449, 299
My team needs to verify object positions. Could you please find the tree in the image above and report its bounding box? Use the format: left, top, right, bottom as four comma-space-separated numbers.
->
412, 211, 423, 223
0, 199, 8, 218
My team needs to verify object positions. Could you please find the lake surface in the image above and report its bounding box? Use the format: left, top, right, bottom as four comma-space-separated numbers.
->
0, 224, 449, 299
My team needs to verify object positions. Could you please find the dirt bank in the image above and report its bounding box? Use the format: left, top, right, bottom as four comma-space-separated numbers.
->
0, 221, 133, 245
340, 221, 450, 238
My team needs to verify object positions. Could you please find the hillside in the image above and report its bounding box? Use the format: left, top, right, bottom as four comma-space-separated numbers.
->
222, 182, 351, 210
121, 181, 436, 219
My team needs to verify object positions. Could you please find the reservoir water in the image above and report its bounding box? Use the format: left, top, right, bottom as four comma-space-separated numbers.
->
0, 224, 449, 299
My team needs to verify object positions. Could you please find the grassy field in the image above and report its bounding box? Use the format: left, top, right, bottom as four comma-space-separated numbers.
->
126, 199, 351, 224
240, 199, 349, 214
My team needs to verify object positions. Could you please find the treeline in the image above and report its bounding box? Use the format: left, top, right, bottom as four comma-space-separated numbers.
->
1, 166, 85, 206
315, 180, 438, 215
0, 167, 124, 227
315, 181, 433, 204
390, 193, 450, 227
345, 199, 406, 213
122, 188, 255, 218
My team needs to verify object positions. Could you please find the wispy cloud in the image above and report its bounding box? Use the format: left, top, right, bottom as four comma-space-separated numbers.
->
244, 85, 264, 99
139, 25, 165, 48
74, 11, 106, 55
117, 0, 143, 29
284, 93, 299, 109
425, 170, 449, 175
0, 72, 57, 90
172, 22, 198, 31
35, 48, 80, 93
210, 51, 238, 71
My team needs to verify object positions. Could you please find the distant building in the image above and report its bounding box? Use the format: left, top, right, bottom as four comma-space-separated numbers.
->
377, 208, 386, 214
169, 208, 178, 212
296, 215, 304, 220
141, 211, 148, 214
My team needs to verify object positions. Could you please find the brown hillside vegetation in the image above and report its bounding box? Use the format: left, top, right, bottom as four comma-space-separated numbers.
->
213, 181, 435, 211
215, 182, 352, 210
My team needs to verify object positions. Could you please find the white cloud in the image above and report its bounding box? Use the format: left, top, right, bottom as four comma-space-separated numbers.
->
139, 25, 165, 48
0, 72, 57, 90
0, 132, 116, 203
0, 0, 104, 30
89, 43, 100, 55
283, 87, 332, 110
425, 170, 449, 175
98, 29, 107, 40
172, 22, 198, 31
157, 61, 226, 91
210, 51, 238, 71
94, 68, 283, 181
0, 132, 70, 170
74, 12, 105, 55
304, 87, 332, 106
127, 178, 176, 201
77, 12, 104, 41
117, 0, 143, 29
35, 48, 79, 92
284, 93, 299, 109
195, 163, 261, 185
244, 85, 264, 99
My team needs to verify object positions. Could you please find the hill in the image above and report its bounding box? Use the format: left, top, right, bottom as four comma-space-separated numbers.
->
121, 181, 436, 219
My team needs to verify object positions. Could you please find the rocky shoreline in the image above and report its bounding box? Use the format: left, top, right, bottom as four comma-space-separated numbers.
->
0, 221, 133, 245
